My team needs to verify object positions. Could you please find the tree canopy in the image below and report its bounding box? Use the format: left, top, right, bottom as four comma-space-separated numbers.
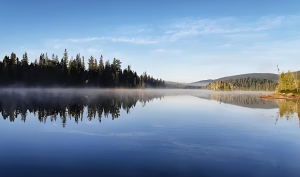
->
0, 50, 165, 88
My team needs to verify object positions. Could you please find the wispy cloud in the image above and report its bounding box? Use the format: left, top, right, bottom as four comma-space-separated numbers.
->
49, 15, 300, 47
110, 37, 157, 44
57, 36, 157, 44
164, 30, 175, 34
164, 15, 300, 42
153, 49, 181, 53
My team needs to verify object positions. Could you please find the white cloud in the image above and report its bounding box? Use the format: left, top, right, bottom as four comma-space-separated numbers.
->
153, 49, 181, 53
58, 36, 157, 44
164, 30, 175, 34
166, 15, 300, 41
24, 15, 299, 83
110, 37, 157, 44
49, 15, 300, 46
87, 48, 103, 52
54, 45, 59, 48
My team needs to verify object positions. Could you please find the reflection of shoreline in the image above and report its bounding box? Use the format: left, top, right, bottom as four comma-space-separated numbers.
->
276, 99, 300, 126
1, 89, 298, 127
208, 92, 278, 109
0, 89, 166, 127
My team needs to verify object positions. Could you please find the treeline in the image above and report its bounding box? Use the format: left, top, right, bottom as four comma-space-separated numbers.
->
0, 49, 165, 88
164, 82, 202, 89
205, 77, 278, 91
276, 71, 300, 93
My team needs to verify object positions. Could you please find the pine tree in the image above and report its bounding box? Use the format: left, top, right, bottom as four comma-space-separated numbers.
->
21, 52, 29, 66
63, 49, 68, 68
45, 53, 49, 66
39, 53, 45, 67
10, 52, 17, 66
3, 55, 10, 67
99, 56, 104, 75
82, 56, 85, 70
55, 55, 59, 64
88, 56, 95, 70
95, 59, 98, 69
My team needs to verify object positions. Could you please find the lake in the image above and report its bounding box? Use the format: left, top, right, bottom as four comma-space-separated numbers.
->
0, 89, 299, 177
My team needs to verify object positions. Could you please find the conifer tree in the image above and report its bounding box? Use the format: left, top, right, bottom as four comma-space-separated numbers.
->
82, 56, 85, 70
21, 52, 29, 66
45, 53, 49, 66
10, 52, 17, 66
63, 49, 68, 68
88, 56, 95, 70
99, 56, 104, 75
55, 55, 59, 64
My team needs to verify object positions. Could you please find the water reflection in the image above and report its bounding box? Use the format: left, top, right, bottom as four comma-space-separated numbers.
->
209, 92, 278, 109
1, 89, 300, 127
0, 89, 164, 127
208, 92, 300, 125
276, 99, 300, 126
1, 89, 300, 177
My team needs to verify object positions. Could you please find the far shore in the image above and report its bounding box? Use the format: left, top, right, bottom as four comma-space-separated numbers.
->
260, 92, 300, 99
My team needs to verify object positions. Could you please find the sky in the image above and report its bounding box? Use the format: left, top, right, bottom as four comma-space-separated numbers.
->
0, 0, 299, 83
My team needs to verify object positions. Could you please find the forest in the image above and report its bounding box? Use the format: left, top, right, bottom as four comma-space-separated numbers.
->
276, 70, 300, 93
0, 50, 165, 88
205, 78, 278, 91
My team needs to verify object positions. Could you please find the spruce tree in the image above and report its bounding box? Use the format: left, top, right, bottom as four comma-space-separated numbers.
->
21, 52, 29, 66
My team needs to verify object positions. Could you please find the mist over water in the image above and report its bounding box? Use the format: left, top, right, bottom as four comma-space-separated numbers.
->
0, 89, 300, 177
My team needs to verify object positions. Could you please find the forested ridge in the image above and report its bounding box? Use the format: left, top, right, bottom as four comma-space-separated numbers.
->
205, 77, 278, 91
0, 50, 165, 88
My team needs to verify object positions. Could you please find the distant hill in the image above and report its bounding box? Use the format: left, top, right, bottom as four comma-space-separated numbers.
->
190, 73, 279, 86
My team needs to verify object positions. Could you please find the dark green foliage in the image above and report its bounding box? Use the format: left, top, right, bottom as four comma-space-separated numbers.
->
205, 77, 278, 91
0, 50, 165, 88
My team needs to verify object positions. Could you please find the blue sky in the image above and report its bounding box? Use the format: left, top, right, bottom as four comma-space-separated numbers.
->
1, 0, 300, 82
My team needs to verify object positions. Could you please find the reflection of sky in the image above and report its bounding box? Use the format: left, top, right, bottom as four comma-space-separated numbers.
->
0, 95, 300, 177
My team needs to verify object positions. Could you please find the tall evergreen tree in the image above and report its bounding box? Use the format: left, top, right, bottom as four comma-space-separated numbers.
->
10, 52, 17, 66
21, 52, 29, 66
99, 56, 104, 75
88, 56, 95, 70
63, 49, 68, 68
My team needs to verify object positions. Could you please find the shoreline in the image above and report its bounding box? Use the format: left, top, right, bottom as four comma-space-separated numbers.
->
260, 93, 300, 99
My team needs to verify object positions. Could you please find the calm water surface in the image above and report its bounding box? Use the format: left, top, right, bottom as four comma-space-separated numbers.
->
0, 89, 299, 177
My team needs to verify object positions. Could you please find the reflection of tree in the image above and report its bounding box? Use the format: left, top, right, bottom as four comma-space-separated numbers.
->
276, 99, 300, 126
0, 90, 164, 127
210, 93, 278, 109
